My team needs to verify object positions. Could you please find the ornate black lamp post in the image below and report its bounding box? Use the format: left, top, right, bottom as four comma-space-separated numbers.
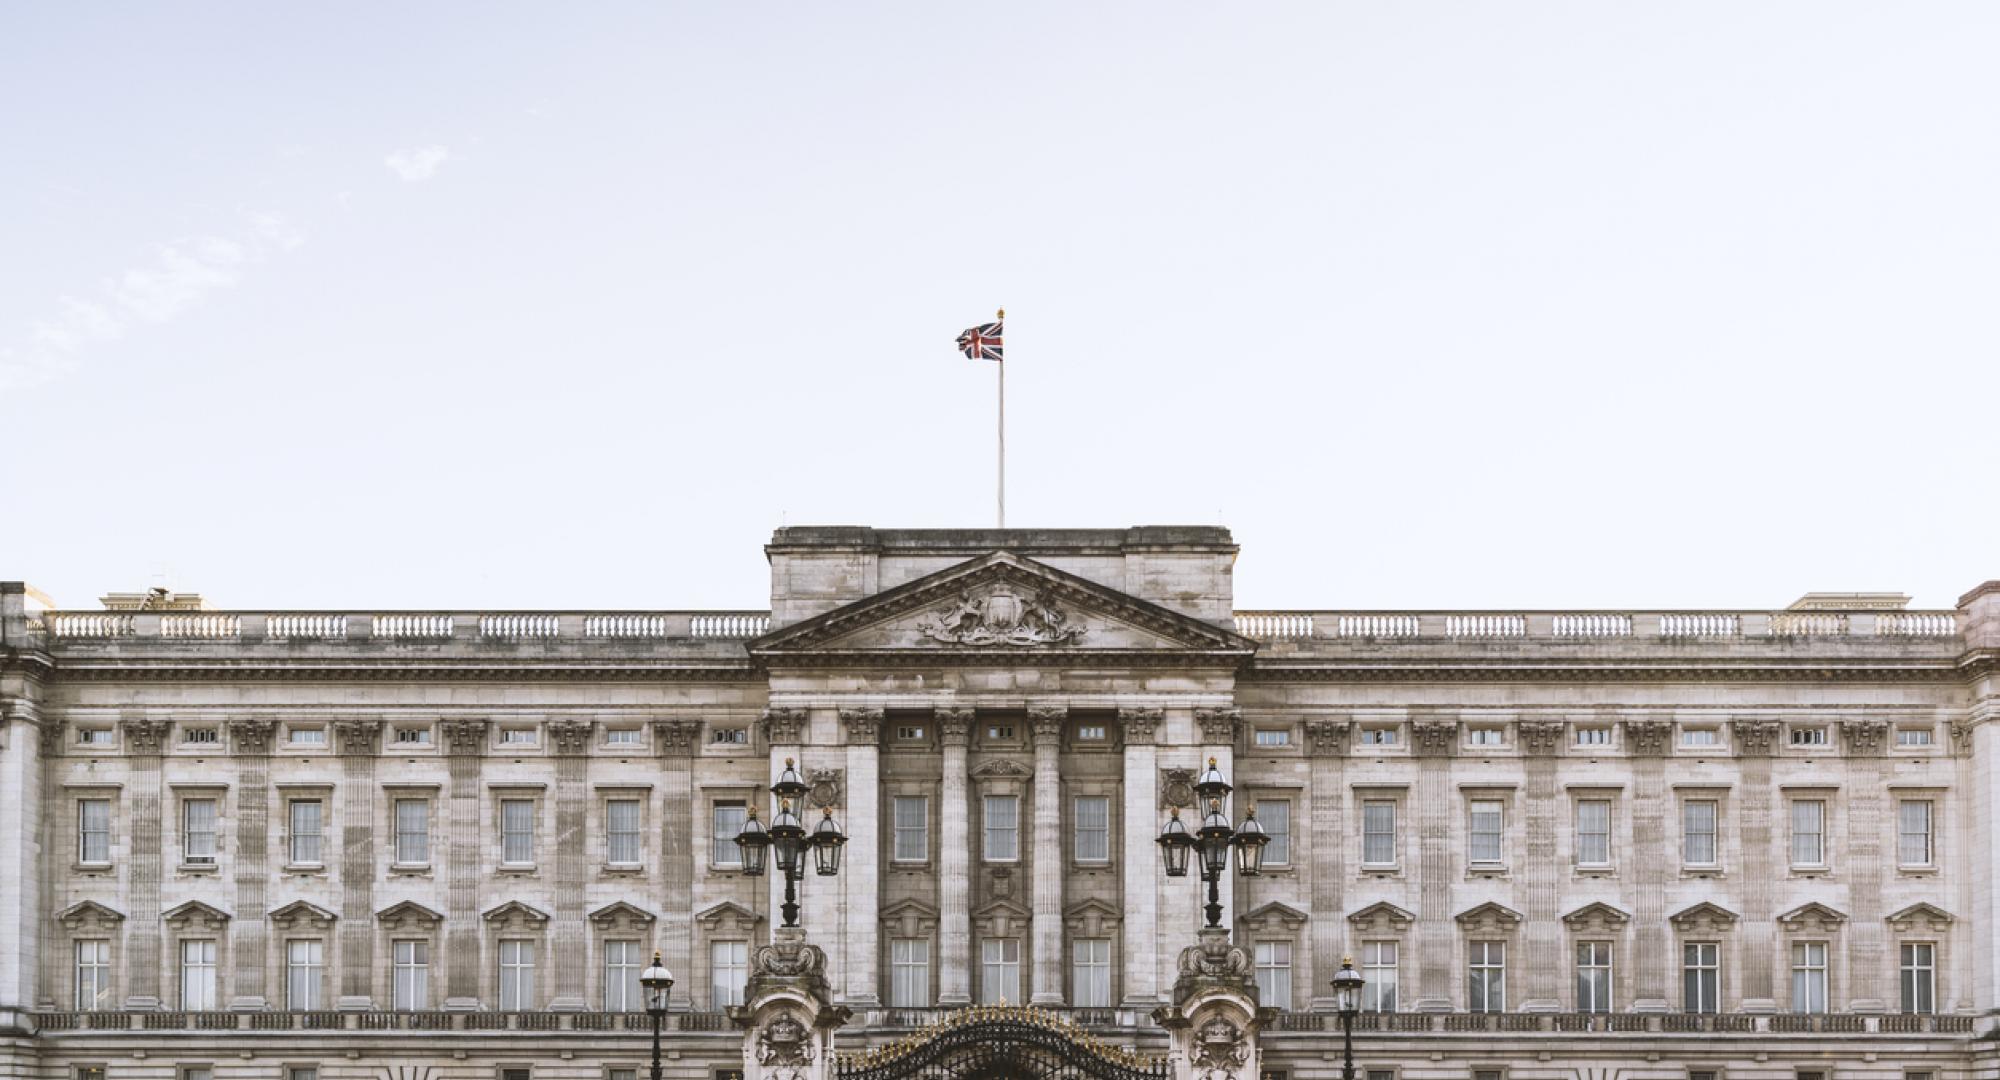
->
1331, 956, 1365, 1080
641, 951, 675, 1080
735, 757, 847, 928
1156, 757, 1269, 927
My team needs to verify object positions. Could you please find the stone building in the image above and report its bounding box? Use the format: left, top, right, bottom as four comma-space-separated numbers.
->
1, 525, 1997, 1080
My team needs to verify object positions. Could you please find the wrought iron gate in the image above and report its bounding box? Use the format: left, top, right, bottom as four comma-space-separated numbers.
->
837, 1006, 1168, 1080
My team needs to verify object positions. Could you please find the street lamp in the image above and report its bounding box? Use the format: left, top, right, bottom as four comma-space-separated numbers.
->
735, 758, 847, 928
1330, 956, 1365, 1080
1157, 758, 1268, 928
641, 951, 675, 1080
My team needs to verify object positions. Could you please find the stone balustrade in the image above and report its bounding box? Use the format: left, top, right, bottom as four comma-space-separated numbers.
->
32, 1009, 737, 1034
1232, 608, 1964, 643
28, 610, 775, 644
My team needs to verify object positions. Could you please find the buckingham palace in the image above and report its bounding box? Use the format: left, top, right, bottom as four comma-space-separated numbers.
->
2, 525, 1997, 1080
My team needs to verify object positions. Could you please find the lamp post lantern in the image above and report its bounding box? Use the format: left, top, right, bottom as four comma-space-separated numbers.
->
640, 951, 675, 1080
1157, 757, 1269, 928
1330, 956, 1365, 1080
735, 757, 846, 928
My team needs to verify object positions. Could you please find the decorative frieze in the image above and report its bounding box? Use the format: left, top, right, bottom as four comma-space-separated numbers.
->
1161, 767, 1197, 810
804, 768, 844, 810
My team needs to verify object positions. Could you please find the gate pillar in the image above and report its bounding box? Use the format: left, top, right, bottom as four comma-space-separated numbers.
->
1153, 929, 1269, 1080
733, 928, 853, 1080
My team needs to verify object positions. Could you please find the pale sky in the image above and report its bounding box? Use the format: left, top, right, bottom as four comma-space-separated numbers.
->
3, 4, 1996, 613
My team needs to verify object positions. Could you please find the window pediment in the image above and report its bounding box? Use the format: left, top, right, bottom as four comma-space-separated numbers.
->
483, 900, 551, 931
268, 899, 337, 931
1562, 902, 1631, 932
1887, 903, 1954, 934
1778, 902, 1847, 934
974, 897, 1032, 938
376, 900, 444, 932
1241, 901, 1308, 933
1063, 898, 1123, 937
1669, 901, 1739, 934
588, 901, 657, 932
57, 900, 125, 933
1454, 902, 1523, 932
882, 898, 940, 937
163, 900, 231, 932
1347, 901, 1414, 934
695, 900, 762, 935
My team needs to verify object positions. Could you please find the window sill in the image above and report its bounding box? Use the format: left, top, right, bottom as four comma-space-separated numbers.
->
1573, 866, 1617, 878
711, 863, 746, 874
1789, 867, 1831, 879
1360, 864, 1401, 877
1680, 867, 1725, 880
1896, 866, 1938, 877
602, 864, 645, 876
72, 862, 114, 874
1467, 866, 1509, 880
889, 860, 931, 870
282, 864, 326, 875
497, 865, 538, 876
389, 863, 433, 876
177, 862, 219, 874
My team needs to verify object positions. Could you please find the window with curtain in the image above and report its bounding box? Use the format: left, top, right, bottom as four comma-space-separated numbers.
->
1257, 800, 1291, 866
1362, 801, 1396, 865
1361, 941, 1397, 1012
180, 939, 217, 1010
1072, 938, 1112, 1007
1900, 942, 1936, 1014
890, 938, 930, 1007
1073, 796, 1110, 863
392, 940, 429, 1011
289, 800, 323, 865
713, 802, 747, 867
1254, 941, 1293, 1010
395, 799, 429, 865
980, 939, 1020, 1003
1682, 801, 1718, 866
1790, 800, 1826, 866
983, 796, 1019, 861
603, 940, 641, 1011
1790, 941, 1828, 1013
1898, 800, 1934, 866
74, 939, 111, 1010
1683, 942, 1720, 1013
182, 799, 217, 865
1575, 942, 1612, 1013
607, 799, 642, 865
712, 941, 749, 1009
893, 796, 928, 862
1575, 800, 1611, 866
501, 799, 535, 865
500, 940, 536, 1010
78, 799, 111, 864
286, 939, 323, 1010
1467, 941, 1505, 1013
1468, 801, 1504, 865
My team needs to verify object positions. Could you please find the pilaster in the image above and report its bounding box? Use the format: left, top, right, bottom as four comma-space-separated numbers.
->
1518, 719, 1563, 1012
654, 717, 700, 1010
548, 718, 591, 1011
0, 693, 46, 1027
1626, 716, 1672, 1010
1843, 718, 1890, 1012
838, 707, 882, 1006
437, 717, 486, 1012
1410, 713, 1455, 1011
936, 707, 974, 1005
227, 716, 276, 1011
1029, 704, 1067, 1004
1303, 717, 1349, 1012
118, 713, 169, 1010
1732, 716, 1779, 1013
1119, 706, 1163, 1008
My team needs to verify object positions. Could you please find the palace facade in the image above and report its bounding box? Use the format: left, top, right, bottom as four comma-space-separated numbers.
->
2, 526, 1997, 1080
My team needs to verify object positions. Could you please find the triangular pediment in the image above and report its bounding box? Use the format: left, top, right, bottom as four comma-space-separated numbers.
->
1241, 901, 1310, 931
975, 896, 1034, 920
1347, 901, 1415, 930
882, 898, 941, 922
1778, 902, 1847, 931
375, 900, 444, 926
1562, 902, 1631, 929
1454, 902, 1523, 928
750, 552, 1257, 662
482, 900, 550, 925
1887, 903, 1954, 931
268, 900, 337, 927
56, 900, 125, 928
695, 900, 762, 928
589, 901, 657, 930
163, 900, 231, 926
1669, 901, 1739, 932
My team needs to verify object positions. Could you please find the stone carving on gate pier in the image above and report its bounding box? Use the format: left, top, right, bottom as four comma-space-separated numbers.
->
757, 1011, 815, 1073
916, 586, 1086, 647
1189, 1016, 1248, 1080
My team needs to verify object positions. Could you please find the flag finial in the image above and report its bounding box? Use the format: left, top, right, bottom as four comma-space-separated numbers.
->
997, 308, 1004, 320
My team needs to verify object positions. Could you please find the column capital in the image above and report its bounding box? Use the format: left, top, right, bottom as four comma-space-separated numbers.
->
651, 717, 700, 752
1623, 718, 1673, 756
547, 718, 592, 757
1029, 704, 1068, 740
1119, 706, 1163, 742
334, 717, 384, 756
1840, 718, 1889, 756
1411, 717, 1457, 757
226, 716, 278, 756
1303, 717, 1350, 757
937, 707, 974, 745
1730, 717, 1778, 757
838, 706, 883, 742
1195, 708, 1240, 745
763, 707, 808, 745
439, 717, 487, 757
1518, 719, 1564, 756
119, 714, 171, 756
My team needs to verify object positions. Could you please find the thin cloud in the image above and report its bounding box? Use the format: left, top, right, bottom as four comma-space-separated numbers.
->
384, 144, 450, 182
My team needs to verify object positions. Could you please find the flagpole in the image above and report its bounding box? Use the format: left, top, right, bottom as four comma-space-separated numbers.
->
996, 307, 1006, 529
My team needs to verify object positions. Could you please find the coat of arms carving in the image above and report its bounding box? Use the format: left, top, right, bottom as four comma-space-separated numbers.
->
916, 586, 1087, 647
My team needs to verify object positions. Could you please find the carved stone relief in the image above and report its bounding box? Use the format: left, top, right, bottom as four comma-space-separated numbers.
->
763, 708, 808, 745
1161, 767, 1196, 810
1842, 719, 1888, 755
1731, 718, 1778, 756
916, 586, 1086, 647
1625, 719, 1673, 756
1195, 708, 1240, 745
805, 768, 843, 810
334, 717, 384, 757
1303, 718, 1350, 756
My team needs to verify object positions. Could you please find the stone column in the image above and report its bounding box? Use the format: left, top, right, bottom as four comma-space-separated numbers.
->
438, 717, 487, 1012
227, 717, 277, 1010
1410, 714, 1456, 1011
1029, 705, 1067, 1004
548, 719, 592, 1011
1518, 719, 1564, 1012
0, 695, 48, 1022
1626, 717, 1672, 1011
1731, 717, 1779, 1012
1957, 582, 2000, 1015
1120, 707, 1163, 1008
34, 711, 63, 1012
839, 707, 882, 1006
1197, 709, 1240, 934
655, 717, 700, 1011
1303, 718, 1350, 1012
1842, 719, 1890, 1011
763, 708, 808, 943
119, 714, 170, 1010
936, 707, 974, 1005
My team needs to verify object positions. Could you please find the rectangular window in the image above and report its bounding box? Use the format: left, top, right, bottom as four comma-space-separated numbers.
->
501, 799, 535, 865
1468, 800, 1504, 865
1073, 796, 1111, 864
604, 940, 642, 1012
711, 941, 748, 1009
607, 799, 642, 865
1361, 941, 1397, 1012
287, 939, 324, 1010
78, 799, 111, 864
895, 724, 926, 741
183, 798, 218, 865
288, 726, 326, 746
183, 727, 219, 745
605, 728, 641, 747
1897, 727, 1935, 747
713, 802, 747, 867
890, 938, 931, 1007
986, 725, 1016, 741
1689, 1073, 1719, 1080
1790, 800, 1826, 866
1898, 800, 1934, 866
395, 799, 430, 865
980, 938, 1021, 1004
1474, 1071, 1503, 1080
1683, 800, 1718, 866
1790, 727, 1828, 747
608, 1071, 635, 1080
1254, 728, 1290, 747
1790, 941, 1828, 1013
1900, 942, 1936, 1014
1467, 727, 1504, 747
1467, 941, 1505, 1013
1367, 1072, 1397, 1080
290, 1070, 318, 1080
1075, 724, 1107, 741
394, 727, 432, 745
1574, 726, 1611, 746
74, 939, 111, 1010
1072, 938, 1113, 1007
1362, 801, 1397, 866
77, 728, 114, 746
1576, 941, 1613, 1013
500, 940, 536, 1011
1681, 727, 1719, 747
180, 939, 217, 1010
1257, 800, 1291, 867
184, 1069, 214, 1080
1254, 941, 1293, 1010
501, 727, 536, 746
1683, 942, 1720, 1013
1575, 800, 1611, 867
710, 727, 749, 745
392, 939, 429, 1011
892, 796, 929, 863
502, 1069, 531, 1080
1360, 727, 1398, 746
289, 800, 324, 865
983, 795, 1020, 861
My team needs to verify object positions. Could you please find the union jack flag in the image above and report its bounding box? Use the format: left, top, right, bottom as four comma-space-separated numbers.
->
956, 318, 1003, 361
